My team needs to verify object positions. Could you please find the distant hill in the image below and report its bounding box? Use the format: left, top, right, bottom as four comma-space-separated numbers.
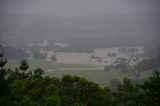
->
1, 13, 160, 48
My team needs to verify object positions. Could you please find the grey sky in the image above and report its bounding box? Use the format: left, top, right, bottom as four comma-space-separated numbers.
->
0, 0, 160, 47
0, 0, 159, 17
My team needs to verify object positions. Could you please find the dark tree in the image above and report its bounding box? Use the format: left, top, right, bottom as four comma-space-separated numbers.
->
0, 45, 7, 79
19, 60, 29, 71
0, 46, 10, 105
51, 55, 57, 62
140, 71, 160, 106
33, 68, 44, 78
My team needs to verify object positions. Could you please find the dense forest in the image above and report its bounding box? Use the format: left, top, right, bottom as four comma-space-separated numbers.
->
0, 47, 160, 106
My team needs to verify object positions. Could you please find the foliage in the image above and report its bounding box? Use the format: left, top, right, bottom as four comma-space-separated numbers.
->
135, 57, 160, 72
109, 79, 120, 91
113, 71, 160, 106
0, 58, 114, 106
139, 71, 160, 106
51, 56, 57, 62
0, 46, 160, 106
113, 78, 142, 106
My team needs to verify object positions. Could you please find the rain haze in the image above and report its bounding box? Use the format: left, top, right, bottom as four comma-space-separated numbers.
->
0, 0, 160, 46
0, 0, 160, 99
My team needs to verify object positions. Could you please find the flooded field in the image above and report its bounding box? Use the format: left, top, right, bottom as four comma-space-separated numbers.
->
46, 47, 144, 66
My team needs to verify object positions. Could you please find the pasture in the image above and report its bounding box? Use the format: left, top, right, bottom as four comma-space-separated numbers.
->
6, 59, 152, 86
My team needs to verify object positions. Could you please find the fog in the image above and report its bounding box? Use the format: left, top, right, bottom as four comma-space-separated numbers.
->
0, 0, 159, 17
1, 1, 160, 98
0, 0, 160, 48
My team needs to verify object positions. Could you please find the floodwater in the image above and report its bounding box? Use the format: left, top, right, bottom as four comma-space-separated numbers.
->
46, 47, 144, 65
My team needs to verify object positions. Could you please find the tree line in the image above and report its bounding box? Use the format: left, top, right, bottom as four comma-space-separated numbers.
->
0, 46, 160, 106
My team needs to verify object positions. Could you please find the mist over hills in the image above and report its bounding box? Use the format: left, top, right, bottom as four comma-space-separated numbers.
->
1, 12, 160, 48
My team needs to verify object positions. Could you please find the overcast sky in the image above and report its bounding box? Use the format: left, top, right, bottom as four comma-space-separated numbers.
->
0, 0, 160, 47
0, 0, 159, 17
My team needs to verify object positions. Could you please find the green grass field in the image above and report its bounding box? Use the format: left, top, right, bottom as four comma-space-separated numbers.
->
6, 59, 152, 86
6, 59, 94, 69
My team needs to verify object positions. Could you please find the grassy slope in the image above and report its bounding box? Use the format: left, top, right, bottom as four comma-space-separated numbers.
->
6, 59, 152, 86
6, 59, 93, 69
